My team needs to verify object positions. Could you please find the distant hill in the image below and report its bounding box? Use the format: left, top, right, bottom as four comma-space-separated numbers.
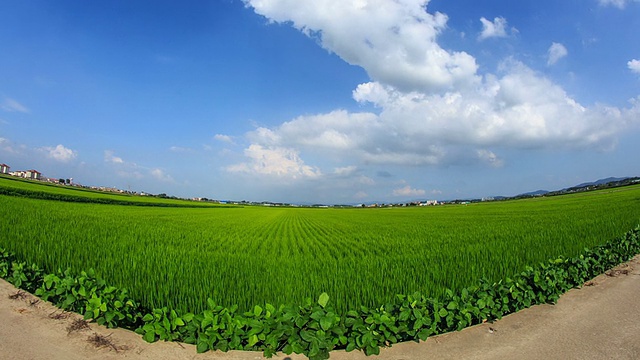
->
518, 189, 549, 197
512, 177, 635, 200
570, 177, 630, 189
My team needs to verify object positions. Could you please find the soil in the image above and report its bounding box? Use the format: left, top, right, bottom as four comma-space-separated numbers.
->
2, 256, 640, 360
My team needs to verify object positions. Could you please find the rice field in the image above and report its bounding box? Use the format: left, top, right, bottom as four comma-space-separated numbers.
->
1, 178, 639, 315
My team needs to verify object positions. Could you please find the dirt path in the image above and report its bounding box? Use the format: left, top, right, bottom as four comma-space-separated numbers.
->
2, 256, 640, 360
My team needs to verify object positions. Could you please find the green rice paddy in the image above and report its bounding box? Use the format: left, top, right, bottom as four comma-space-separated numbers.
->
1, 176, 639, 315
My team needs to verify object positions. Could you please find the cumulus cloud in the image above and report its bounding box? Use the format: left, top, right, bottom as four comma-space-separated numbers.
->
547, 42, 568, 66
41, 144, 77, 162
478, 16, 510, 40
392, 185, 426, 197
629, 59, 640, 74
227, 144, 321, 179
1, 98, 30, 113
244, 0, 478, 93
234, 0, 639, 181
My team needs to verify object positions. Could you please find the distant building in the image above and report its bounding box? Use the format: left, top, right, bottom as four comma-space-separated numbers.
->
25, 170, 41, 180
0, 163, 9, 174
10, 169, 42, 180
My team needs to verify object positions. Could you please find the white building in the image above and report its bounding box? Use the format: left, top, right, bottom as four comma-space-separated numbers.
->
10, 169, 42, 180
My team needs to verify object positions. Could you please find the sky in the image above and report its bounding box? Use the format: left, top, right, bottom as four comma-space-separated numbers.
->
0, 0, 639, 204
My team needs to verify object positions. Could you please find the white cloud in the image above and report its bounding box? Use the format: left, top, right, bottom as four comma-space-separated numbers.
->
547, 42, 568, 66
478, 17, 509, 41
244, 59, 637, 171
104, 150, 125, 164
236, 0, 639, 185
628, 59, 640, 74
214, 134, 235, 144
41, 144, 77, 162
244, 0, 478, 93
392, 185, 426, 197
598, 0, 638, 8
227, 144, 321, 179
1, 98, 30, 113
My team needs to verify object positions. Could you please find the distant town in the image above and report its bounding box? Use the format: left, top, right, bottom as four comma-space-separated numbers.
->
1, 162, 639, 208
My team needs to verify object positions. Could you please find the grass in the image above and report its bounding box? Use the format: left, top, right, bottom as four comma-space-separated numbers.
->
1, 178, 639, 315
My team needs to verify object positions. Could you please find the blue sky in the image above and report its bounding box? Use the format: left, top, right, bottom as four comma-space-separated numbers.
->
1, 0, 639, 204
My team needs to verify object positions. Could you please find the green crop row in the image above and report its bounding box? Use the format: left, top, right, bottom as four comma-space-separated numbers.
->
1, 184, 640, 315
2, 226, 639, 359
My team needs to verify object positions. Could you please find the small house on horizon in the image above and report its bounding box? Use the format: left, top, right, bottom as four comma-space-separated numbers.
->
0, 163, 9, 174
26, 169, 42, 180
10, 169, 42, 180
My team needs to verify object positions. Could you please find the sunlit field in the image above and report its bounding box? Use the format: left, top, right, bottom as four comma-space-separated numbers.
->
1, 178, 639, 314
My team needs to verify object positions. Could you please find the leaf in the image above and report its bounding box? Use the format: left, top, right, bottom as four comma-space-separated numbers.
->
319, 315, 333, 331
248, 334, 259, 347
162, 317, 171, 330
365, 344, 380, 356
143, 331, 156, 343
477, 299, 486, 309
196, 340, 209, 353
417, 329, 431, 341
318, 292, 329, 308
438, 308, 448, 317
183, 312, 194, 322
300, 330, 316, 342
254, 305, 263, 317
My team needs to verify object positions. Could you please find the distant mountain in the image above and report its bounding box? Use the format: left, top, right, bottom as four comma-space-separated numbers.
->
518, 189, 549, 197
570, 177, 630, 189
512, 177, 633, 199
